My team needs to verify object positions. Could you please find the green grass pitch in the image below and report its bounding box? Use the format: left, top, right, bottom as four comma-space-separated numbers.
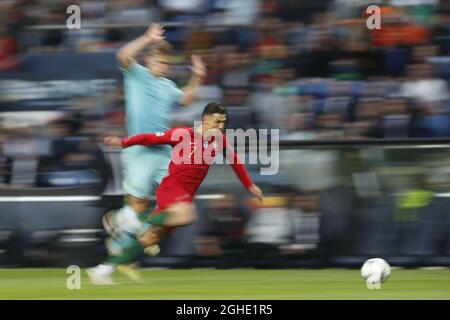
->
0, 268, 449, 299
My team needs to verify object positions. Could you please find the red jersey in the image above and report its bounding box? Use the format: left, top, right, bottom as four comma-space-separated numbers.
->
121, 127, 254, 197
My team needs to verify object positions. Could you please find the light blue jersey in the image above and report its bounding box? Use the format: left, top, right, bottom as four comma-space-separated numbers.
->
122, 62, 183, 136
121, 62, 183, 199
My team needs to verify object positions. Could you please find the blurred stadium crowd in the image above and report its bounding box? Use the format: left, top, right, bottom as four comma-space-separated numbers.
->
0, 0, 450, 268
1, 0, 450, 139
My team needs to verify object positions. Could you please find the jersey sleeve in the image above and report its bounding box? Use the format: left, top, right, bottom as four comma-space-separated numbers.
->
167, 79, 184, 106
121, 128, 181, 148
223, 135, 254, 190
120, 60, 148, 80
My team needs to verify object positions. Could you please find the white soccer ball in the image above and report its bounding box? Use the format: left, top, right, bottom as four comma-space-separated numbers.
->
361, 258, 391, 283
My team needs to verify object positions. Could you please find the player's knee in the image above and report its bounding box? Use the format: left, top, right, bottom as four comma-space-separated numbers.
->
173, 204, 196, 226
185, 207, 197, 224
188, 214, 197, 225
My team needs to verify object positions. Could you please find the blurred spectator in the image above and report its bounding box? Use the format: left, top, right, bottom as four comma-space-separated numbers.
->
245, 195, 292, 246
1, 0, 450, 143
372, 6, 430, 48
346, 97, 382, 139
401, 63, 449, 107
0, 23, 21, 71
0, 1, 25, 71
401, 63, 450, 137
208, 0, 260, 26
431, 12, 450, 55
106, 0, 161, 24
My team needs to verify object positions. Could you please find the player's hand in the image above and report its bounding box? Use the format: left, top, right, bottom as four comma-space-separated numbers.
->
190, 55, 206, 79
145, 23, 165, 42
249, 184, 263, 203
103, 136, 122, 148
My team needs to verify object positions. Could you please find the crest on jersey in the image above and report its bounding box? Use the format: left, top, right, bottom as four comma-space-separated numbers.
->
156, 132, 164, 137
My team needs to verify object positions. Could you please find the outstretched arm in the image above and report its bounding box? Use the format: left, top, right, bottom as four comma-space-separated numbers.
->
116, 23, 165, 70
224, 140, 263, 203
179, 55, 206, 106
104, 130, 178, 148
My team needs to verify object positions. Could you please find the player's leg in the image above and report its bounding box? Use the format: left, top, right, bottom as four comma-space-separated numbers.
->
138, 225, 170, 250
88, 148, 165, 284
90, 202, 158, 284
101, 155, 170, 265
108, 148, 170, 233
92, 200, 195, 283
103, 153, 170, 261
86, 266, 116, 285
103, 226, 162, 283
106, 226, 164, 263
101, 196, 153, 257
86, 232, 137, 285
131, 202, 195, 259
87, 226, 162, 285
146, 200, 197, 228
111, 147, 159, 234
112, 195, 196, 258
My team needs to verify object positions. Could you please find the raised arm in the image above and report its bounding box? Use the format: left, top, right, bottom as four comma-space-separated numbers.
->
179, 55, 206, 106
116, 23, 165, 70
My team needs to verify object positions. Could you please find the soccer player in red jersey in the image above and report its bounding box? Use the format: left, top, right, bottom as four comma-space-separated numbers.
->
103, 102, 263, 257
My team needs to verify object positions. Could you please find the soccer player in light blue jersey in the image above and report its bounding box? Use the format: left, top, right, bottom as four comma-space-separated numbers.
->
87, 24, 206, 284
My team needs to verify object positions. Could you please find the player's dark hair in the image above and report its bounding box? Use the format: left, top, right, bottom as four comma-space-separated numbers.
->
202, 102, 226, 118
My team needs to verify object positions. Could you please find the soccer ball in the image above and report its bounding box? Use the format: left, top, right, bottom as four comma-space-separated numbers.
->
361, 258, 391, 284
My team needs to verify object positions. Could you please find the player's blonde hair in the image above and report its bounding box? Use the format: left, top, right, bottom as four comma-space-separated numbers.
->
148, 40, 174, 57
